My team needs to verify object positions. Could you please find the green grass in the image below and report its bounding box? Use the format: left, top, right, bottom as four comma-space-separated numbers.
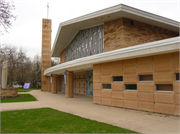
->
1, 108, 138, 133
1, 94, 37, 103
18, 88, 41, 92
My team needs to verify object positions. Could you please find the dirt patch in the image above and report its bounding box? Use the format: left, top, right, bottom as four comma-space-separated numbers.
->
1, 95, 26, 99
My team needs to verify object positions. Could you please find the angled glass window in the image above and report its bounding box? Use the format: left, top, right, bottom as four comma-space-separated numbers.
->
65, 25, 104, 62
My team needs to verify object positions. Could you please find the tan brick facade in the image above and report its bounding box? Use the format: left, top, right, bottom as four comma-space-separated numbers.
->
104, 18, 179, 52
93, 52, 180, 115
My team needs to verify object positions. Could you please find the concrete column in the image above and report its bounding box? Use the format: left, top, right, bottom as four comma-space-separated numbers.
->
51, 75, 57, 94
66, 71, 73, 98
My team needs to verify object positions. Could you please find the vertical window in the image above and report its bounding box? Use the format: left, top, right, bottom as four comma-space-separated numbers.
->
175, 73, 180, 81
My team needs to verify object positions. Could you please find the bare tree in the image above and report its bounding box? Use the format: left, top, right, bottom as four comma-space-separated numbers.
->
30, 54, 41, 88
0, 0, 17, 34
0, 44, 18, 87
16, 47, 32, 88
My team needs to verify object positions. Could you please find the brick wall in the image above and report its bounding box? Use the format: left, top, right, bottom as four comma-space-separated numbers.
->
73, 72, 86, 95
0, 88, 18, 98
93, 52, 180, 115
60, 50, 65, 63
104, 18, 179, 52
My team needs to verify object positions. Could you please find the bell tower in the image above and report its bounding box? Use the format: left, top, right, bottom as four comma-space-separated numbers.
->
41, 18, 52, 91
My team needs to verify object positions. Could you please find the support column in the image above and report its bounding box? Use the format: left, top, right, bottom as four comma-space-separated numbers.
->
51, 75, 57, 94
66, 71, 73, 98
56, 75, 61, 92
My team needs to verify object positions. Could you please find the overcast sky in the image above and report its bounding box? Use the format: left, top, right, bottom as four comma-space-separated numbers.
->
1, 0, 180, 59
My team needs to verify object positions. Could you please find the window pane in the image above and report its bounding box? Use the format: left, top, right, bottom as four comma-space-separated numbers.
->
125, 84, 137, 90
139, 75, 153, 81
176, 73, 180, 80
113, 76, 123, 81
156, 84, 173, 91
103, 84, 111, 89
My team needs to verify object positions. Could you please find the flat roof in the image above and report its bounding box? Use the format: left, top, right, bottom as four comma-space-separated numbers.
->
51, 4, 180, 57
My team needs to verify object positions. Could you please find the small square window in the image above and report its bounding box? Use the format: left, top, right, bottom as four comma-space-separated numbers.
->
139, 75, 153, 81
175, 73, 180, 81
156, 84, 173, 91
125, 84, 137, 90
103, 84, 111, 89
113, 76, 123, 82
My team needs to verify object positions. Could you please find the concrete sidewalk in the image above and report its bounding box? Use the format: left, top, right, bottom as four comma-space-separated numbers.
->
1, 90, 180, 134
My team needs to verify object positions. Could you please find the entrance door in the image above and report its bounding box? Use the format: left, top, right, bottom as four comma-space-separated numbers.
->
86, 70, 93, 96
61, 76, 66, 92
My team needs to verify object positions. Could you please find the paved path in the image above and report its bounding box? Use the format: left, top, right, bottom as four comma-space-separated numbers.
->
1, 90, 180, 134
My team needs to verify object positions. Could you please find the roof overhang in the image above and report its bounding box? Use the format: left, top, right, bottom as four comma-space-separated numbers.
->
51, 4, 180, 57
45, 37, 180, 76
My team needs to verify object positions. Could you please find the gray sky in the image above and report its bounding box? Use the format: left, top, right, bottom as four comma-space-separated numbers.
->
1, 0, 180, 59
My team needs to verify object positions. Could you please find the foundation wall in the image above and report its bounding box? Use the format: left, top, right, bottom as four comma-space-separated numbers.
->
0, 88, 18, 98
93, 52, 180, 115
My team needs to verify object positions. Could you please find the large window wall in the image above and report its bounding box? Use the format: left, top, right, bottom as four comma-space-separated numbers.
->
65, 25, 104, 62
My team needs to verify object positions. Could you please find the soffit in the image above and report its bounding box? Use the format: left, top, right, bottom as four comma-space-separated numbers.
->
51, 4, 180, 57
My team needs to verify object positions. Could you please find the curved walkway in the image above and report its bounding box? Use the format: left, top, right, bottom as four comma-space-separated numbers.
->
1, 90, 179, 134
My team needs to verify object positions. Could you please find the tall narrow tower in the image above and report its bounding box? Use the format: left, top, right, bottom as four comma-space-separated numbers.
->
41, 19, 52, 91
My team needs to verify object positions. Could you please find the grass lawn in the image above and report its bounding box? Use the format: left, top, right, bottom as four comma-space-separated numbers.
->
18, 88, 41, 92
1, 94, 37, 103
1, 108, 138, 133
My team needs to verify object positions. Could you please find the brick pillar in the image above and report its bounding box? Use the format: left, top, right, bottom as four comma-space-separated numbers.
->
51, 75, 57, 94
56, 75, 61, 92
65, 71, 73, 98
